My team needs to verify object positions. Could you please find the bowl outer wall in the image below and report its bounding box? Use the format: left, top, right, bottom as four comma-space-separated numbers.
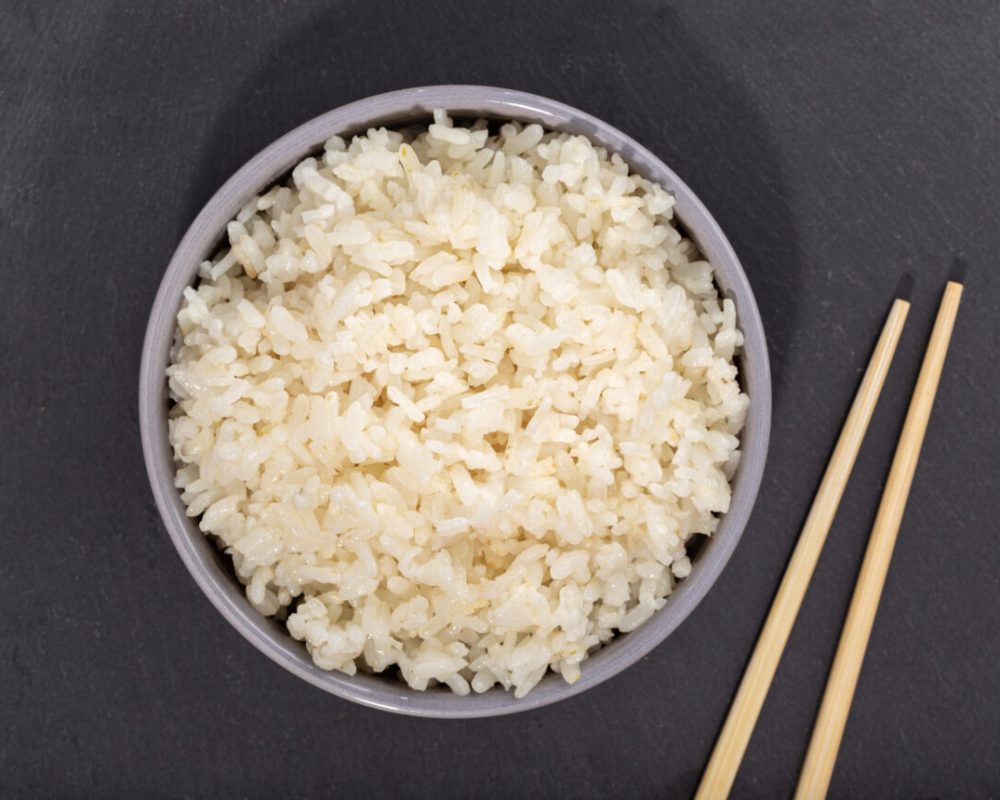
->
138, 85, 771, 718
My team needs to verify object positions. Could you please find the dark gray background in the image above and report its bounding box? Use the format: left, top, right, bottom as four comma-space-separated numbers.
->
2, 0, 998, 797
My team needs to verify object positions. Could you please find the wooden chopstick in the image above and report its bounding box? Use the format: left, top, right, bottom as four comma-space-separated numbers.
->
794, 281, 963, 799
695, 297, 910, 800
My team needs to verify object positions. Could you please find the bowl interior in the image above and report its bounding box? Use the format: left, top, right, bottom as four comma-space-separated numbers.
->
139, 86, 770, 718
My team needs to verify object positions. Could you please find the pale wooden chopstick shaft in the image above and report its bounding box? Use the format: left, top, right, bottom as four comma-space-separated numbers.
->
695, 299, 910, 800
794, 282, 963, 800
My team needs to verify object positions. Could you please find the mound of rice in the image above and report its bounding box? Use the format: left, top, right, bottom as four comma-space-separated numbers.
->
167, 111, 748, 698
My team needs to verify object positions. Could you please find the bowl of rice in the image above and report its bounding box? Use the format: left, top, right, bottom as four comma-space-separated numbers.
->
139, 85, 770, 717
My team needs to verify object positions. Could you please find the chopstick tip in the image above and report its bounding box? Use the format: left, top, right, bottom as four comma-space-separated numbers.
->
893, 273, 915, 303
948, 257, 967, 286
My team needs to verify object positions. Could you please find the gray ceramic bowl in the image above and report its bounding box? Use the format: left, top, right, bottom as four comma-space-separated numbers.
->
139, 85, 770, 718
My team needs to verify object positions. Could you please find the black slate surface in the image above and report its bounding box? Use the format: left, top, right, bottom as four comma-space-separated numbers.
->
2, 1, 999, 797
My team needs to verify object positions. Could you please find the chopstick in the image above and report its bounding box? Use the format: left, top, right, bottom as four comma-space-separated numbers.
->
794, 281, 963, 799
695, 297, 910, 800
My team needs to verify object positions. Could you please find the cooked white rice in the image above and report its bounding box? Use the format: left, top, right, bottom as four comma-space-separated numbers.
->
167, 111, 748, 698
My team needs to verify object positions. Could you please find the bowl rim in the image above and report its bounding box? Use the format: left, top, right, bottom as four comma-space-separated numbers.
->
139, 85, 771, 718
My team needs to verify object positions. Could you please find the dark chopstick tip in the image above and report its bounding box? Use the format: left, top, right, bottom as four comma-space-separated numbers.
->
894, 272, 915, 302
948, 257, 968, 285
